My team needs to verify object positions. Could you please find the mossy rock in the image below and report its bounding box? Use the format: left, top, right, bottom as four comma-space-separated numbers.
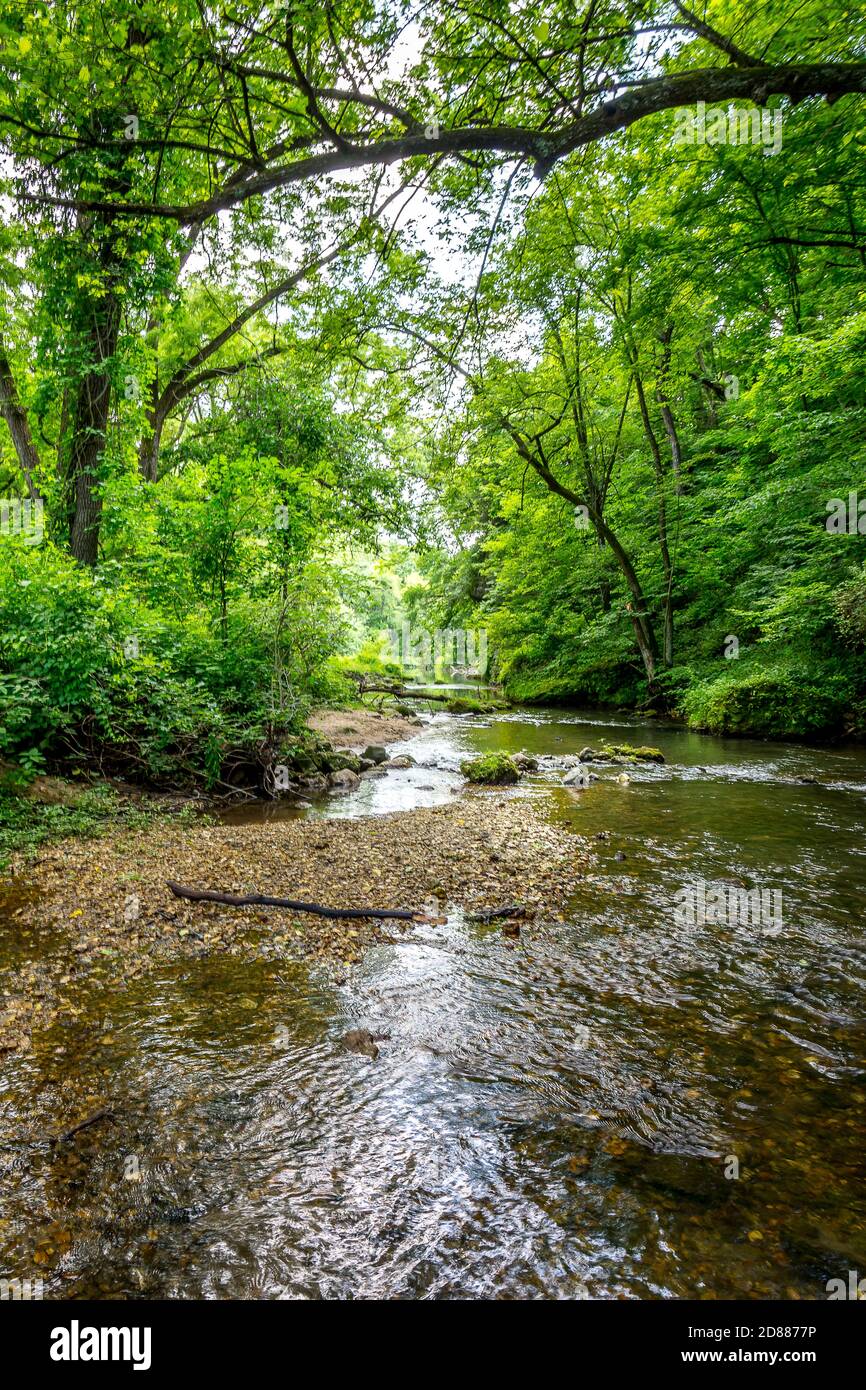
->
447, 696, 493, 714
327, 751, 362, 774
601, 742, 665, 764
289, 751, 318, 775
460, 753, 520, 785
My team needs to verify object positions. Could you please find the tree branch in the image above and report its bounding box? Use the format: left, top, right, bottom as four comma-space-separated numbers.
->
16, 63, 866, 222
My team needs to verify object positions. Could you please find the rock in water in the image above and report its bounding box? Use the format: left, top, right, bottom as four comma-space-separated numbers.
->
513, 751, 539, 772
385, 754, 415, 768
563, 767, 591, 789
361, 745, 389, 764
341, 1028, 383, 1060
329, 768, 360, 790
460, 754, 520, 785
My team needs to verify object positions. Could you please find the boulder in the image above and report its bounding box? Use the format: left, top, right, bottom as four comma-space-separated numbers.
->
329, 768, 360, 791
460, 754, 520, 785
328, 750, 362, 774
385, 754, 415, 769
513, 751, 539, 772
563, 767, 591, 789
361, 745, 389, 764
300, 773, 327, 791
602, 742, 665, 764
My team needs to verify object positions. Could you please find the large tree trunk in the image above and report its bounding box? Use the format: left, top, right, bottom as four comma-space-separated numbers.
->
137, 374, 161, 482
508, 422, 660, 686
137, 412, 162, 483
68, 293, 121, 565
593, 512, 659, 683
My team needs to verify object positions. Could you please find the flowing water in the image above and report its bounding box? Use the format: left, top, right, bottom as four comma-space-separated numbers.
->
2, 709, 865, 1299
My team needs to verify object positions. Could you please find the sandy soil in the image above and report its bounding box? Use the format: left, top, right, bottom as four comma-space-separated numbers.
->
306, 707, 425, 748
1, 796, 588, 1052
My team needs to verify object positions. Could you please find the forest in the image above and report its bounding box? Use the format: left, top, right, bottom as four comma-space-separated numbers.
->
1, 0, 865, 813
1, 0, 865, 1319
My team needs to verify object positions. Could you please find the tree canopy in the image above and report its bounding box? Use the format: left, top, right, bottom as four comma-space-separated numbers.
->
0, 2, 864, 774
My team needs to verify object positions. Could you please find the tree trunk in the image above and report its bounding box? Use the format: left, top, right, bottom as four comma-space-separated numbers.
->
137, 380, 161, 482
657, 327, 684, 493
137, 419, 162, 483
0, 339, 42, 500
68, 294, 121, 565
595, 514, 659, 683
632, 369, 675, 668
509, 424, 660, 686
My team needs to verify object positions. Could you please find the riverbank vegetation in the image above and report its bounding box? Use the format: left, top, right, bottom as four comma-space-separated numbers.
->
1, 0, 865, 825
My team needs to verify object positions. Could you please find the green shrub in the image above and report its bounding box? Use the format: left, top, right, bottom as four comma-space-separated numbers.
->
681, 660, 851, 738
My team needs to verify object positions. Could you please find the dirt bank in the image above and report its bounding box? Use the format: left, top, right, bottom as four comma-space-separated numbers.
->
306, 707, 425, 748
0, 796, 588, 1053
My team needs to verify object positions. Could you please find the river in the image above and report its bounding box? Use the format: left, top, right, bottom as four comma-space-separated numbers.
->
2, 708, 865, 1299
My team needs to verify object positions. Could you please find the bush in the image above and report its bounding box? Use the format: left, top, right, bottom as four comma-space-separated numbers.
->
0, 543, 114, 757
0, 542, 343, 790
681, 660, 851, 738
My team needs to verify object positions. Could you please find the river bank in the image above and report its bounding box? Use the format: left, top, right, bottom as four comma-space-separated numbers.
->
0, 793, 588, 1056
305, 706, 425, 747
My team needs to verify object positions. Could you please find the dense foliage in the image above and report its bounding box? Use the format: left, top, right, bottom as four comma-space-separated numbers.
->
1, 0, 865, 785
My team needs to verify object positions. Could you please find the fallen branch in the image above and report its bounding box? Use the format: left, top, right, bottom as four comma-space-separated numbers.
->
52, 1106, 115, 1145
351, 674, 452, 702
166, 880, 418, 921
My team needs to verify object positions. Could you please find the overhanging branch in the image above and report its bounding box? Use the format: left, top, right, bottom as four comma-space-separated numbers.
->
13, 63, 866, 223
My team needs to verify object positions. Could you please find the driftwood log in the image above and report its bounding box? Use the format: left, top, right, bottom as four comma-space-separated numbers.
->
166, 880, 418, 921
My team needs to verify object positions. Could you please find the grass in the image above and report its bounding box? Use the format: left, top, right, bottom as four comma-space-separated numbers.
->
0, 781, 202, 873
